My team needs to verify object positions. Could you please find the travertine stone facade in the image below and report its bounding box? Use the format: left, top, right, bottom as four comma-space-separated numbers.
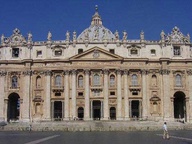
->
0, 6, 192, 122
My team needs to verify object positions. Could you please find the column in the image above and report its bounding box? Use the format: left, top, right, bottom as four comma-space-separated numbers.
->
141, 69, 148, 119
64, 70, 69, 120
124, 70, 129, 120
129, 100, 132, 118
22, 70, 31, 122
0, 71, 6, 121
90, 101, 93, 120
84, 69, 90, 120
161, 69, 171, 121
51, 101, 54, 120
117, 69, 122, 120
62, 101, 64, 120
103, 69, 109, 120
44, 70, 51, 120
187, 70, 192, 122
71, 69, 77, 118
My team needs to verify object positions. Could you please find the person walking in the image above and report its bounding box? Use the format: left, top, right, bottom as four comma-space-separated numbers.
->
163, 122, 169, 139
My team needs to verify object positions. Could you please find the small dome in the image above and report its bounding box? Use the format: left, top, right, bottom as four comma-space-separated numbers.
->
77, 6, 115, 42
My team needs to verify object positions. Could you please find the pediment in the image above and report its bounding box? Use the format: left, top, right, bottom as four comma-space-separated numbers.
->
69, 47, 123, 61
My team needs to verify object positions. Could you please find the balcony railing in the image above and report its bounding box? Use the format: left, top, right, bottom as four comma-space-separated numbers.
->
52, 85, 64, 92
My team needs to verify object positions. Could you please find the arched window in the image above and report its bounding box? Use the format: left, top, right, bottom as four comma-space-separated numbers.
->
130, 49, 138, 55
131, 74, 138, 86
151, 49, 156, 56
175, 74, 182, 86
110, 75, 115, 87
78, 75, 83, 88
12, 76, 18, 88
93, 74, 100, 86
151, 75, 157, 86
36, 76, 41, 88
55, 75, 62, 86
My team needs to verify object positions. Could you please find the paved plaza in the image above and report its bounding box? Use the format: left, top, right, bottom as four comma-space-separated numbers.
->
0, 130, 192, 144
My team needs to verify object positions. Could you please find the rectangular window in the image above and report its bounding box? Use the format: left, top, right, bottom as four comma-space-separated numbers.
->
78, 49, 83, 54
173, 46, 181, 56
110, 91, 115, 96
36, 50, 42, 57
131, 49, 138, 55
109, 49, 115, 54
78, 92, 83, 97
132, 91, 138, 95
12, 48, 19, 58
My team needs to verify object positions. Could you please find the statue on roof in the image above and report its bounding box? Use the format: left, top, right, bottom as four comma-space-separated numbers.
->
140, 30, 144, 40
160, 30, 165, 41
115, 30, 119, 40
66, 31, 70, 41
28, 32, 32, 42
123, 31, 127, 41
73, 31, 77, 40
47, 31, 52, 41
1, 34, 4, 44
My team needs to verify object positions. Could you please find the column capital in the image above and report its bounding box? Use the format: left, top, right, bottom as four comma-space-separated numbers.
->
160, 69, 170, 75
187, 69, 192, 75
71, 69, 77, 75
0, 71, 7, 76
23, 70, 32, 76
64, 70, 70, 75
103, 69, 109, 75
84, 69, 90, 75
116, 69, 122, 75
141, 69, 148, 75
123, 69, 129, 75
45, 70, 52, 76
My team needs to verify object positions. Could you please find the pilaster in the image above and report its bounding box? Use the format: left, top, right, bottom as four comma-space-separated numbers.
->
123, 70, 129, 120
84, 69, 90, 120
64, 70, 69, 120
103, 69, 109, 120
117, 69, 122, 120
71, 69, 77, 118
187, 70, 192, 122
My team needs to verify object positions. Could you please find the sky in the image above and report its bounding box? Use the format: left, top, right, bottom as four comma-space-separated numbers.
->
0, 0, 191, 41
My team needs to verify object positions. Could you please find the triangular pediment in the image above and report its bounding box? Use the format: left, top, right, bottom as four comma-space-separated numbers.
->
69, 47, 123, 61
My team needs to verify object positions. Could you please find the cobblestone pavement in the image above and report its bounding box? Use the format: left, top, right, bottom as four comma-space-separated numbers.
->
0, 130, 192, 144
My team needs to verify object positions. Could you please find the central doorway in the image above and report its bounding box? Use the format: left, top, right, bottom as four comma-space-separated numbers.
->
54, 101, 62, 120
7, 93, 20, 122
93, 100, 101, 120
131, 100, 140, 118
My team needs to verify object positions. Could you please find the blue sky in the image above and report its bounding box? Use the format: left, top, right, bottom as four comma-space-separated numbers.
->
0, 0, 191, 41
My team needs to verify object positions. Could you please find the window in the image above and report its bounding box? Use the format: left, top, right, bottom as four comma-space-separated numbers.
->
93, 74, 100, 86
130, 49, 138, 55
78, 75, 83, 88
55, 75, 62, 86
110, 75, 115, 87
151, 49, 156, 56
110, 91, 115, 96
175, 74, 182, 86
12, 76, 18, 88
173, 46, 181, 56
12, 48, 19, 58
36, 50, 42, 57
132, 91, 138, 95
78, 49, 83, 54
55, 92, 61, 96
109, 49, 115, 54
36, 76, 41, 88
131, 74, 138, 86
151, 75, 157, 86
78, 92, 83, 97
54, 49, 62, 56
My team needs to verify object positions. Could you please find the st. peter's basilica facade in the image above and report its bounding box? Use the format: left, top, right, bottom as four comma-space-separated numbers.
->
0, 7, 192, 123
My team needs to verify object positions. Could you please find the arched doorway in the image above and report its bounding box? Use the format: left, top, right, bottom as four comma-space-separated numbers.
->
174, 91, 186, 121
93, 101, 101, 120
78, 107, 84, 120
110, 107, 116, 120
7, 93, 20, 121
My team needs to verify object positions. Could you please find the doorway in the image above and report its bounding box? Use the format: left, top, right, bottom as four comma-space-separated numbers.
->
7, 93, 20, 121
93, 101, 101, 120
174, 91, 186, 121
54, 101, 62, 120
131, 100, 140, 118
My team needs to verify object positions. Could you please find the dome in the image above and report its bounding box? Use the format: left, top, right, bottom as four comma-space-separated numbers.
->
77, 6, 115, 42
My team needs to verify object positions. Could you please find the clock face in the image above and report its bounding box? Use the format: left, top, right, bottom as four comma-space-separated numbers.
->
93, 50, 100, 58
